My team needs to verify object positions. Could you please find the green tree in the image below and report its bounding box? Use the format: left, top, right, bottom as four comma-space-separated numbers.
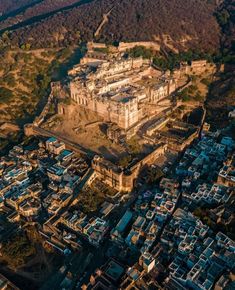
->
129, 46, 154, 59
127, 137, 142, 155
118, 155, 132, 167
0, 87, 13, 103
1, 233, 36, 270
25, 43, 31, 50
147, 166, 164, 184
216, 9, 230, 27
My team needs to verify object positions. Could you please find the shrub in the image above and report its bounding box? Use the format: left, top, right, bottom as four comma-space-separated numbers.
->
0, 87, 13, 103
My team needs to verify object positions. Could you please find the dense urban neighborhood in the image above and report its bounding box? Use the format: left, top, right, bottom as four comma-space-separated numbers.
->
0, 119, 234, 289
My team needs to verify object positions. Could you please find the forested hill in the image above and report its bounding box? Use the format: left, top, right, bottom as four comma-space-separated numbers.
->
0, 0, 41, 16
216, 0, 235, 55
0, 0, 221, 53
205, 0, 235, 130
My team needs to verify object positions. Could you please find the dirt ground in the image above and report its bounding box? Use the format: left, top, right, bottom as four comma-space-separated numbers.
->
44, 104, 127, 162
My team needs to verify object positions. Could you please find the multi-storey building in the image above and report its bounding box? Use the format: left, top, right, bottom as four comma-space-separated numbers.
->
69, 55, 177, 130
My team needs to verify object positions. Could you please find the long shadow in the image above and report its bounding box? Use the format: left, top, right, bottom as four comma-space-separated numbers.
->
0, 0, 43, 22
52, 44, 87, 81
98, 146, 117, 162
0, 0, 97, 35
186, 107, 204, 126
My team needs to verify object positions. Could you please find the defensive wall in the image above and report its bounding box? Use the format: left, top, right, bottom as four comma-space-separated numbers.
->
92, 143, 167, 192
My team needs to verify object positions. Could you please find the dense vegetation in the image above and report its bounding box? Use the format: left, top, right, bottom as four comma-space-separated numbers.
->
215, 0, 235, 55
0, 0, 220, 52
128, 45, 215, 70
0, 0, 39, 16
1, 232, 36, 269
77, 186, 105, 213
205, 0, 235, 129
0, 87, 14, 103
206, 71, 235, 128
178, 85, 204, 103
100, 0, 220, 51
0, 0, 84, 30
0, 46, 74, 124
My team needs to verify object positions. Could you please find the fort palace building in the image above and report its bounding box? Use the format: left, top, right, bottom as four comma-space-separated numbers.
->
69, 54, 177, 130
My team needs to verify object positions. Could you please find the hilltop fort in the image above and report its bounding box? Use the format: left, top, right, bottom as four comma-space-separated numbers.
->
25, 42, 215, 191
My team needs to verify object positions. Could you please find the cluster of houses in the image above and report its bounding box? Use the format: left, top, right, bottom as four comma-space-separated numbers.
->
111, 178, 180, 254
0, 145, 39, 222
41, 208, 110, 255
175, 133, 234, 206
161, 209, 235, 290
59, 210, 109, 247
83, 258, 126, 289
0, 135, 123, 257
84, 251, 158, 289
186, 183, 231, 205
41, 210, 109, 254
0, 137, 90, 234
0, 127, 234, 290
217, 151, 235, 188
84, 206, 235, 290
82, 131, 234, 290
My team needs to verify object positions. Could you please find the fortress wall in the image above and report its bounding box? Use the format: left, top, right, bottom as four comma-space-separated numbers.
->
121, 173, 136, 192
121, 143, 167, 191
87, 42, 107, 51
130, 143, 167, 172
168, 80, 177, 94
80, 57, 105, 66
92, 143, 167, 192
87, 41, 161, 54
118, 42, 160, 52
91, 159, 123, 191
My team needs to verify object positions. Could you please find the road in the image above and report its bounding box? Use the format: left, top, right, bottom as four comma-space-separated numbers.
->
94, 7, 113, 38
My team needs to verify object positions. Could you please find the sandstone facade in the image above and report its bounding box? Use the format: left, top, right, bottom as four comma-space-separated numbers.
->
92, 143, 167, 192
69, 56, 176, 130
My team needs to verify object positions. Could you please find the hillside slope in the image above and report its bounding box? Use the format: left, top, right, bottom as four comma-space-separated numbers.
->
0, 0, 84, 30
3, 0, 221, 52
0, 0, 40, 16
206, 0, 235, 129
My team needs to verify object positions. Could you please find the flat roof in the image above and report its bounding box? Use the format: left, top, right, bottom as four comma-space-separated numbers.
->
105, 260, 125, 281
47, 137, 57, 143
116, 210, 133, 233
111, 94, 135, 103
